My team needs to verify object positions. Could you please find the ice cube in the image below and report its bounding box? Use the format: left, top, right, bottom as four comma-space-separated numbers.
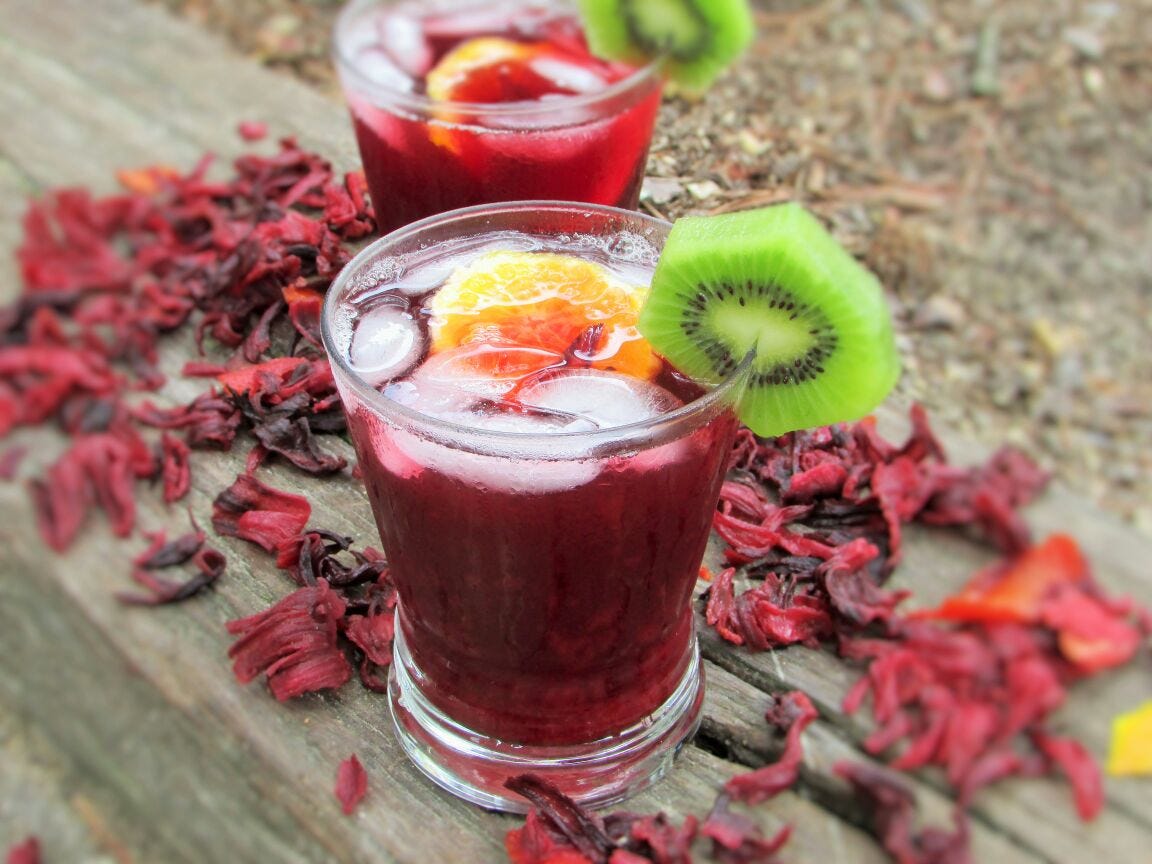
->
413, 342, 564, 400
380, 14, 433, 78
529, 56, 610, 95
381, 391, 600, 492
377, 352, 602, 491
384, 422, 600, 493
349, 305, 423, 386
386, 345, 589, 431
422, 4, 546, 41
517, 369, 682, 430
387, 255, 468, 297
351, 47, 415, 93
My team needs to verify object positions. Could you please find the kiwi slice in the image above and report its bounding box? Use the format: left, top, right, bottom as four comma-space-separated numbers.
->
577, 0, 754, 93
637, 204, 901, 437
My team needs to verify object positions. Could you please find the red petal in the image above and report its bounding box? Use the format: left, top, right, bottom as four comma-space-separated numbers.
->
335, 754, 368, 815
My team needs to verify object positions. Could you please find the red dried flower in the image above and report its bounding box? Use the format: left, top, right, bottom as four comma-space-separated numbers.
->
725, 691, 818, 805
1032, 731, 1103, 821
335, 753, 369, 815
7, 135, 373, 558
836, 762, 970, 864
281, 282, 324, 348
699, 796, 791, 864
211, 472, 311, 556
506, 810, 594, 864
160, 431, 191, 503
28, 427, 156, 551
703, 409, 1150, 861
237, 120, 268, 142
4, 836, 41, 864
225, 579, 351, 700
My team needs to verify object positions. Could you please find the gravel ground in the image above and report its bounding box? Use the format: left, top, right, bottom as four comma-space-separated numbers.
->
151, 0, 1152, 537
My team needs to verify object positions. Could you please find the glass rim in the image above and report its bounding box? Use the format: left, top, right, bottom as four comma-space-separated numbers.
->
321, 200, 751, 456
331, 0, 665, 120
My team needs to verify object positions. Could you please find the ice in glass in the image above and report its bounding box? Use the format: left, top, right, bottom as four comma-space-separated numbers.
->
332, 0, 663, 234
322, 202, 748, 810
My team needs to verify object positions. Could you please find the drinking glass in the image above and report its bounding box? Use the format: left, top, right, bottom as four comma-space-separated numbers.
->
322, 201, 749, 810
332, 0, 664, 234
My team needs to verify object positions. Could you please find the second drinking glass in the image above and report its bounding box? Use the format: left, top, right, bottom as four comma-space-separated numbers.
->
332, 0, 664, 234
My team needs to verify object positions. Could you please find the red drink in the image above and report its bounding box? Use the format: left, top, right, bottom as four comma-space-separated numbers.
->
323, 203, 747, 809
333, 0, 663, 234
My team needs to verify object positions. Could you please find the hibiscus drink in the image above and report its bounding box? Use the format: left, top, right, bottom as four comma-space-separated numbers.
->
332, 0, 662, 234
322, 203, 747, 810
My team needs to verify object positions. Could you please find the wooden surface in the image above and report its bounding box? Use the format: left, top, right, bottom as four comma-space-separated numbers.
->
1, 2, 1149, 862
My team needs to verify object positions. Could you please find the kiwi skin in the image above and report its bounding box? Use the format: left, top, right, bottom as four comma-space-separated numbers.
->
637, 203, 901, 438
576, 0, 755, 94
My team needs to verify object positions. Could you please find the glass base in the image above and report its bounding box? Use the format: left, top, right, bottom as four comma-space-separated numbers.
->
388, 623, 704, 813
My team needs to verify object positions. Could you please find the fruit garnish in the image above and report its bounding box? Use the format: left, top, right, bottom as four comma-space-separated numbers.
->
576, 0, 754, 94
636, 203, 900, 437
425, 37, 605, 104
427, 250, 661, 381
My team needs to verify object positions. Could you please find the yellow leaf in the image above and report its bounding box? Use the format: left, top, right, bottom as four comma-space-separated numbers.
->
1107, 700, 1152, 776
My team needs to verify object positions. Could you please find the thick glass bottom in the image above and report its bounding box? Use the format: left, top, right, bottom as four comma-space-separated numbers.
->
388, 619, 704, 812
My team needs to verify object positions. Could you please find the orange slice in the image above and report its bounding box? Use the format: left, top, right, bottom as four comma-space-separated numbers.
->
425, 38, 540, 153
426, 37, 601, 104
427, 251, 661, 381
424, 37, 611, 152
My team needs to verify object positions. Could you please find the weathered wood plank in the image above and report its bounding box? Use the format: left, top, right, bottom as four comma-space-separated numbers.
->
0, 0, 358, 189
0, 710, 106, 862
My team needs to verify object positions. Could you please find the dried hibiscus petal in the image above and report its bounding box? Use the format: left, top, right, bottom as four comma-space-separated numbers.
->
212, 472, 311, 556
252, 415, 347, 475
216, 357, 311, 398
225, 579, 351, 700
160, 431, 191, 503
704, 567, 745, 646
699, 796, 791, 864
1043, 585, 1144, 673
837, 761, 970, 864
134, 528, 205, 569
282, 282, 324, 348
506, 810, 593, 864
5, 836, 41, 864
505, 775, 615, 863
1031, 731, 1103, 821
28, 430, 148, 550
345, 604, 396, 668
619, 812, 697, 864
725, 691, 818, 805
335, 753, 368, 815
118, 546, 226, 606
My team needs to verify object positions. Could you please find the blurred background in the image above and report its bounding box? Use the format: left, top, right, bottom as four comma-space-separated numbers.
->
149, 0, 1152, 535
